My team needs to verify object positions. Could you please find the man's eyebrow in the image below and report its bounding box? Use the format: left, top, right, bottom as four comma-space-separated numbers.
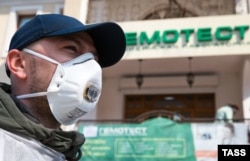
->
59, 35, 99, 58
60, 36, 82, 46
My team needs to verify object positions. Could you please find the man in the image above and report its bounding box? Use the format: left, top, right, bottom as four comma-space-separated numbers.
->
220, 122, 239, 144
215, 104, 239, 123
0, 14, 126, 161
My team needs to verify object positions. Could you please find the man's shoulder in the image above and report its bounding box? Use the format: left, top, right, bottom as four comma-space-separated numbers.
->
0, 129, 66, 161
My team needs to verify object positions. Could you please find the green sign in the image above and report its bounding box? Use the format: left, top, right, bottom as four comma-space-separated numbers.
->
78, 118, 195, 161
125, 25, 249, 46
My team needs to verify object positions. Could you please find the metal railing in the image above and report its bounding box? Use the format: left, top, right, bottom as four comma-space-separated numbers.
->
76, 110, 249, 125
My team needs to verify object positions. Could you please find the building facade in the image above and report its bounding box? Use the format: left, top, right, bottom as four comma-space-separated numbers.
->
1, 0, 250, 122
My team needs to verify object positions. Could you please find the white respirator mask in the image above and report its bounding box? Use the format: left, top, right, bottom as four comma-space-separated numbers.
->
17, 48, 102, 125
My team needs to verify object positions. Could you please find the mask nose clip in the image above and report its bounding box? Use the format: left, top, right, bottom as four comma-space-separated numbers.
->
84, 84, 100, 102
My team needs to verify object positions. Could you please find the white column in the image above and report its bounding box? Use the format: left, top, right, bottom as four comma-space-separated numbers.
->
242, 58, 250, 123
64, 0, 89, 23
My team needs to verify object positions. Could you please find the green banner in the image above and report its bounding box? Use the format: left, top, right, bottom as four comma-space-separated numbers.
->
78, 117, 196, 161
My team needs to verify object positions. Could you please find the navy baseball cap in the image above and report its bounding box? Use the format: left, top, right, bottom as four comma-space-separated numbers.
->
7, 14, 126, 76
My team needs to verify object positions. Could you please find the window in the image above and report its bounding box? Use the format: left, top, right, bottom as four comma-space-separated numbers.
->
54, 4, 64, 14
17, 14, 35, 28
124, 93, 215, 120
59, 8, 64, 14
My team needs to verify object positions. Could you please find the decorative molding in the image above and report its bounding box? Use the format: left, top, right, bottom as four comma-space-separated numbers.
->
120, 75, 218, 89
0, 0, 63, 6
87, 0, 236, 23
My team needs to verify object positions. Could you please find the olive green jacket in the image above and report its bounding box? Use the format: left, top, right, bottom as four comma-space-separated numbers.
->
0, 84, 85, 161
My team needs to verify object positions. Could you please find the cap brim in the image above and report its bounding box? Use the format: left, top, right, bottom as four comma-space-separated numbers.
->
47, 22, 126, 68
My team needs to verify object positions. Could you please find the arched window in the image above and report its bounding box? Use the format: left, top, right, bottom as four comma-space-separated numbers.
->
143, 0, 197, 20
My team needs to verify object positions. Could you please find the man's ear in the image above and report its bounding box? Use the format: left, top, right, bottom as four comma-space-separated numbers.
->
6, 49, 27, 79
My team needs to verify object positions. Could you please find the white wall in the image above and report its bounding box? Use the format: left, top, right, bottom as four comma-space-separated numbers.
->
216, 73, 243, 119
97, 78, 124, 119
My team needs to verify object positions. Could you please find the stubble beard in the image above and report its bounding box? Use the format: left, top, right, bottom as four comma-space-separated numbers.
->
28, 60, 60, 129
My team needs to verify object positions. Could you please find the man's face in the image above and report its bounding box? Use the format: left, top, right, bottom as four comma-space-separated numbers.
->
23, 32, 98, 128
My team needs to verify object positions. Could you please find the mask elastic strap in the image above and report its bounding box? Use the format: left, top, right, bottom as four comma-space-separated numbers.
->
23, 48, 60, 64
17, 48, 60, 99
16, 92, 48, 99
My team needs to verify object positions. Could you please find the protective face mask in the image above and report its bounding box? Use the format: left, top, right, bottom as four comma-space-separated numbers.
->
17, 48, 102, 125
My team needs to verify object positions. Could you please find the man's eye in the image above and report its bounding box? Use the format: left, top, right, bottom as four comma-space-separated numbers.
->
65, 46, 77, 53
